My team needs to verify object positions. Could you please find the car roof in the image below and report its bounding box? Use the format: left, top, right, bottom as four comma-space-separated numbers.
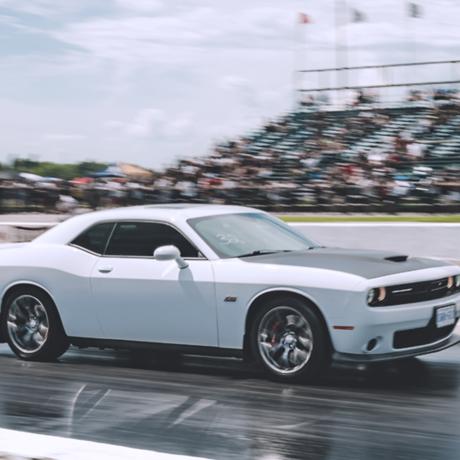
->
76, 204, 255, 220
33, 204, 260, 245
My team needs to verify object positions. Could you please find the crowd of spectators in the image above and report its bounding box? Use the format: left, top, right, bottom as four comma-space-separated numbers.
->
1, 88, 459, 213
157, 87, 460, 210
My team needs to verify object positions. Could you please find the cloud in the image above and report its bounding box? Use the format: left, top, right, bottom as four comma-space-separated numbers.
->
51, 4, 299, 66
219, 75, 250, 91
163, 116, 192, 137
114, 0, 164, 14
0, 0, 98, 18
218, 74, 290, 112
49, 0, 460, 67
105, 108, 193, 139
0, 0, 55, 17
125, 108, 165, 137
42, 133, 86, 141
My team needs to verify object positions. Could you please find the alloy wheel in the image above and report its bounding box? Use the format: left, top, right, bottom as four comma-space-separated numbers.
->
257, 306, 313, 375
7, 295, 49, 354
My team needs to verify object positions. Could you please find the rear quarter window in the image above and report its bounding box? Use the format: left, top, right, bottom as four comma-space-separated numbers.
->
71, 222, 114, 254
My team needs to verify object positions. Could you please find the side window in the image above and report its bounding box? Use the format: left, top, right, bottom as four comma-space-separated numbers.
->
71, 222, 114, 254
105, 222, 200, 258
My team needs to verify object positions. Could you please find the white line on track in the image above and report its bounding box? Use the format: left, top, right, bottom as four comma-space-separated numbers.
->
0, 428, 211, 460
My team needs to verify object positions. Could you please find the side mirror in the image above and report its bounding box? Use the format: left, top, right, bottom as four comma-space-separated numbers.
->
153, 245, 188, 269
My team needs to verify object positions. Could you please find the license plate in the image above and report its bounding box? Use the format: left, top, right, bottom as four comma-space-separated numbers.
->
436, 305, 456, 328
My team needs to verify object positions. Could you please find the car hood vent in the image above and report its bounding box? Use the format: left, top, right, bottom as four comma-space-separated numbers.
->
384, 255, 409, 262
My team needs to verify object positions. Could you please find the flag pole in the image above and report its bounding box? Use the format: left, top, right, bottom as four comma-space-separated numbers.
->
335, 0, 348, 106
407, 2, 421, 63
294, 13, 310, 107
412, 3, 418, 62
293, 15, 303, 107
406, 3, 415, 64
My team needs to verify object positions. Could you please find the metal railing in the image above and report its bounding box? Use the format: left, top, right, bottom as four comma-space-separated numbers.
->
296, 59, 460, 106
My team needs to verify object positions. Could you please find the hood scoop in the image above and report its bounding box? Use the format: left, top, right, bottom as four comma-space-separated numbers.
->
384, 255, 409, 263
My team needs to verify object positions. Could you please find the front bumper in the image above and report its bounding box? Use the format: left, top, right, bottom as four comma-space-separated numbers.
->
333, 332, 460, 363
329, 291, 460, 360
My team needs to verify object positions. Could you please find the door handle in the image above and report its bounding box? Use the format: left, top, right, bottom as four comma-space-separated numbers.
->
98, 266, 113, 273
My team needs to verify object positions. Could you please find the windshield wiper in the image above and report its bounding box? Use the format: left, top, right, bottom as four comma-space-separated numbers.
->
237, 249, 293, 258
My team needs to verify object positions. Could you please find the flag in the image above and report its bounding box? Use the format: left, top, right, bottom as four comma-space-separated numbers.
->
298, 12, 311, 24
351, 8, 366, 23
408, 2, 422, 18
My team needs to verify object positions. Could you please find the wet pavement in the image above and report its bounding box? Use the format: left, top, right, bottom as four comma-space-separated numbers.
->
0, 344, 459, 460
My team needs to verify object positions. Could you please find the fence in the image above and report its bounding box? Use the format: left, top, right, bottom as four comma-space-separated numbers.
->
297, 59, 460, 107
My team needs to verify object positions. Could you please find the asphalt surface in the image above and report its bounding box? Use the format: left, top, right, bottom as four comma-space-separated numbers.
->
0, 343, 460, 460
295, 224, 460, 261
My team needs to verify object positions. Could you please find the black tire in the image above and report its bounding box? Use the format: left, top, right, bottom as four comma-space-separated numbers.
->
2, 286, 69, 361
249, 296, 331, 382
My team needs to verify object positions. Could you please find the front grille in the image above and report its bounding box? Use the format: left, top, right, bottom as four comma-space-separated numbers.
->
384, 278, 458, 306
393, 318, 457, 349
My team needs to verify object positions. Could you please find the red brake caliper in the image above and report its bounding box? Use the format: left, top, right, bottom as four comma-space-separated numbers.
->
271, 321, 281, 345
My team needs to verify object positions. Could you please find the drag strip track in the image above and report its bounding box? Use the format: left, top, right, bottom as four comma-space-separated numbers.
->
293, 223, 460, 261
0, 343, 460, 460
0, 218, 459, 459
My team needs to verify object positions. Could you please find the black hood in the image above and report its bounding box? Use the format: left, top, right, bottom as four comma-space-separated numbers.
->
241, 247, 448, 279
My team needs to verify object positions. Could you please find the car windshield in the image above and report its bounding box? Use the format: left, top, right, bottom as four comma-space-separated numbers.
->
188, 212, 318, 259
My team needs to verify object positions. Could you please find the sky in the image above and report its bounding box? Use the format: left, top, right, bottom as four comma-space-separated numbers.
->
0, 0, 459, 170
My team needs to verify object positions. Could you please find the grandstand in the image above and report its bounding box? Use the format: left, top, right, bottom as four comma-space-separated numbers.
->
168, 99, 460, 212
167, 62, 460, 213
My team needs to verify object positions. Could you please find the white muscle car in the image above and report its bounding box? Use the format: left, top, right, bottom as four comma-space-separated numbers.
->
0, 204, 459, 382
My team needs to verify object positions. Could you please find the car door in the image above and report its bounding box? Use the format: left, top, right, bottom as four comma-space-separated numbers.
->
90, 221, 218, 347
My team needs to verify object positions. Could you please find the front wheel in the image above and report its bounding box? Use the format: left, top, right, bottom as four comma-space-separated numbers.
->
250, 296, 331, 382
3, 287, 69, 361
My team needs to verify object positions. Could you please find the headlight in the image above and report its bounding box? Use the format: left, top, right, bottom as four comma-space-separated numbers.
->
448, 274, 460, 292
367, 287, 387, 306
455, 275, 460, 289
367, 289, 376, 305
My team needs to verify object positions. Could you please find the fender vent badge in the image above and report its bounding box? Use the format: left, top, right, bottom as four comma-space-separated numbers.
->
224, 296, 237, 303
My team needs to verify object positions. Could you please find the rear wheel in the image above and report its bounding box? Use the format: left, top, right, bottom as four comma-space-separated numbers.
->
250, 296, 330, 382
3, 287, 69, 361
